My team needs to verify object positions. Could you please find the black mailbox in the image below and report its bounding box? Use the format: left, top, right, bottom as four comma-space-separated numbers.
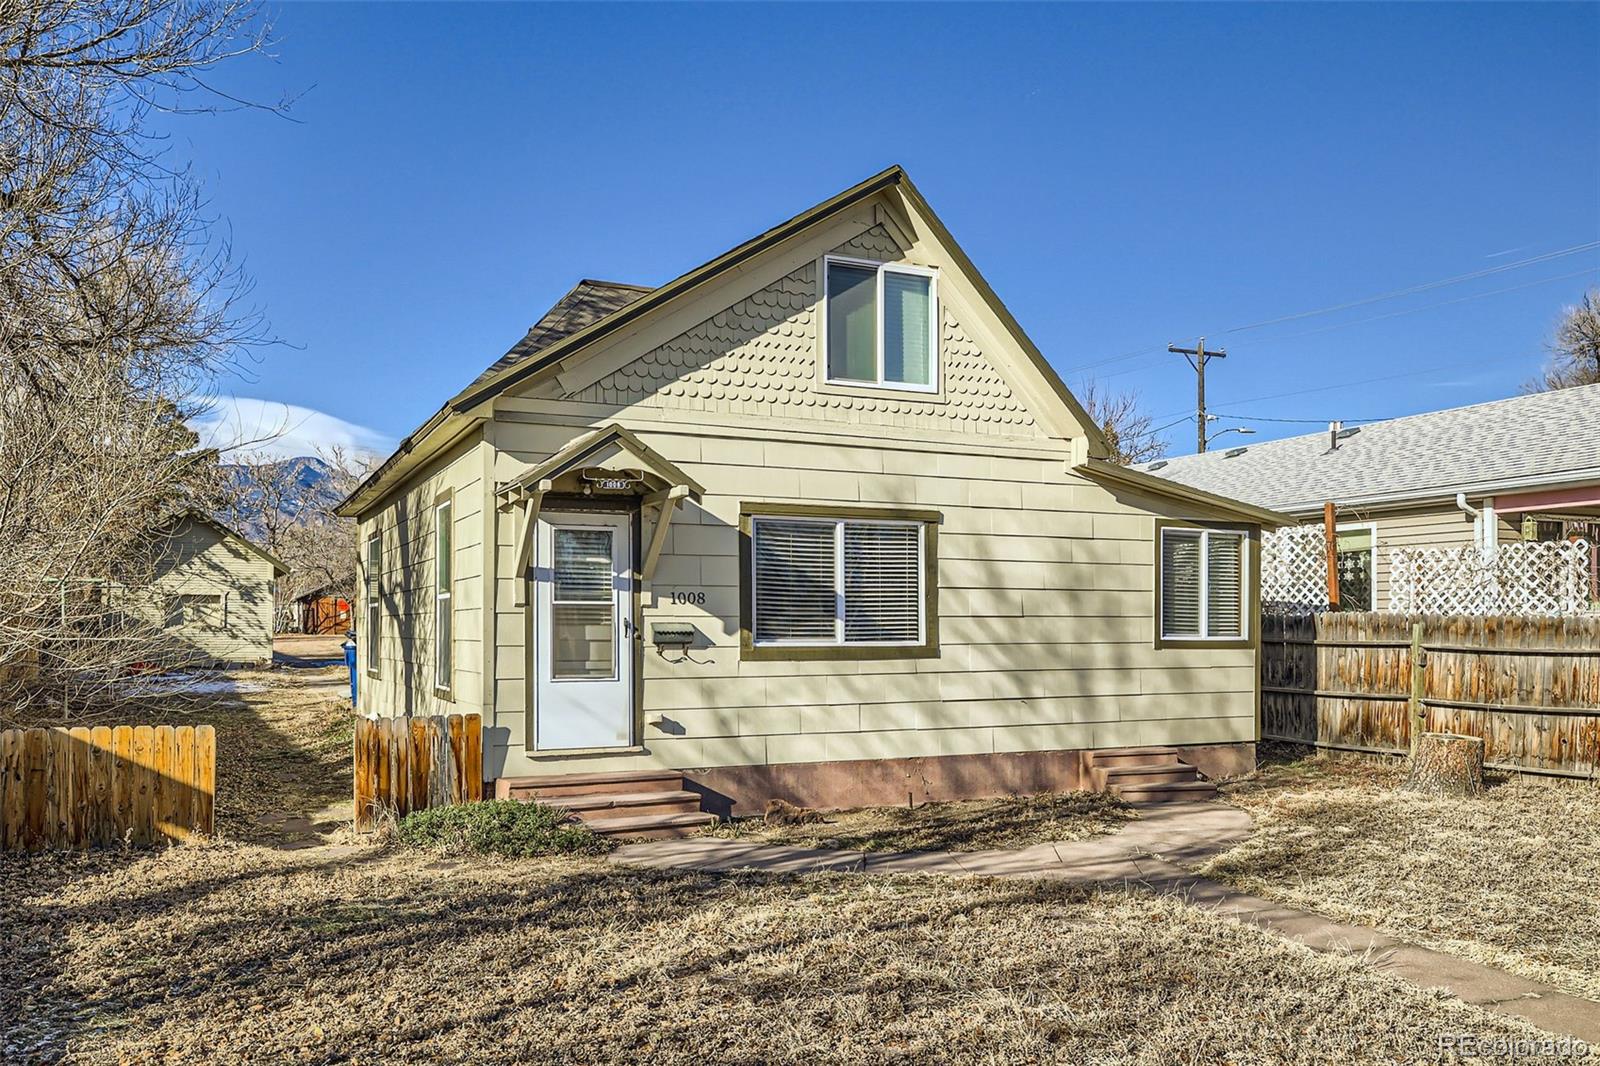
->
651, 623, 697, 649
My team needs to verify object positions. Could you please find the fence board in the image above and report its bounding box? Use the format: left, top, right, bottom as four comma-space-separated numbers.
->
353, 713, 483, 829
0, 723, 216, 850
1263, 611, 1600, 777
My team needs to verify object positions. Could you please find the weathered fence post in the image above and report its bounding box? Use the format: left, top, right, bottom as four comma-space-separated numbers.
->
1407, 621, 1427, 755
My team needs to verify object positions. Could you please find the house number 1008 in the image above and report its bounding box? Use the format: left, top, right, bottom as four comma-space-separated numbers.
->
668, 590, 706, 606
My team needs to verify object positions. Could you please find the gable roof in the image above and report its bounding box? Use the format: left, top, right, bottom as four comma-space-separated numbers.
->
169, 511, 290, 576
339, 166, 1115, 517
1139, 383, 1600, 514
470, 280, 652, 388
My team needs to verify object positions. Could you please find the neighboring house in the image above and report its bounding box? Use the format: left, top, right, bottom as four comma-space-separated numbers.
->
1141, 385, 1600, 609
336, 166, 1287, 818
146, 513, 288, 665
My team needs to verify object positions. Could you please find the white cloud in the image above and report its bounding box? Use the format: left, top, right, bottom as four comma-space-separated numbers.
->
193, 396, 397, 461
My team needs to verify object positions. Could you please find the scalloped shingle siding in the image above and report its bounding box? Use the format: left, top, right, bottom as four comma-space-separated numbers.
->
570, 228, 1042, 437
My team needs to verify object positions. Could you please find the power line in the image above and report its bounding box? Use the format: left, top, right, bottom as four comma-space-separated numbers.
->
1220, 241, 1600, 336
1061, 239, 1600, 375
1206, 412, 1396, 425
1149, 352, 1509, 420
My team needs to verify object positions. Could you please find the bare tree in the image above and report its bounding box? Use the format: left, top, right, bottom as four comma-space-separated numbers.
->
1078, 379, 1169, 466
1529, 289, 1600, 392
219, 447, 371, 631
0, 0, 278, 718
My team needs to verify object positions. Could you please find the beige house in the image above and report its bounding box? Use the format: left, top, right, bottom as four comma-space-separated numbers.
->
146, 513, 287, 665
337, 167, 1287, 821
1142, 385, 1600, 609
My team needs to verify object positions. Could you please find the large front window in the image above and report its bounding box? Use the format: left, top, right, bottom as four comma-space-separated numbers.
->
824, 257, 937, 391
1159, 527, 1248, 641
751, 515, 927, 647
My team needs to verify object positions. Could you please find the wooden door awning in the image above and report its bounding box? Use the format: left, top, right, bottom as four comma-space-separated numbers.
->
495, 423, 705, 604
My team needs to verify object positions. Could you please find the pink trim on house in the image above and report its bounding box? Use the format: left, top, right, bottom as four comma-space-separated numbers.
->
1493, 483, 1600, 514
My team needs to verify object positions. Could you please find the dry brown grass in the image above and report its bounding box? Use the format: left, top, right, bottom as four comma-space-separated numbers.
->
1206, 752, 1600, 1001
714, 791, 1137, 852
125, 664, 354, 844
1, 842, 1579, 1064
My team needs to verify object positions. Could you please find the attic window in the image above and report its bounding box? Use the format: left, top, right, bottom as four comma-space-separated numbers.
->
823, 257, 938, 392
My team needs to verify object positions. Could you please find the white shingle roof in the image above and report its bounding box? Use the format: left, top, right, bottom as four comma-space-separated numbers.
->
1138, 383, 1600, 514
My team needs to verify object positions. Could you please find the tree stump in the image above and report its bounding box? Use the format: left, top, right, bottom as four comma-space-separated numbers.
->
1402, 732, 1486, 797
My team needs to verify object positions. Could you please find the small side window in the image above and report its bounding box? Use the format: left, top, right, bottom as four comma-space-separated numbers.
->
365, 529, 382, 678
1159, 527, 1248, 642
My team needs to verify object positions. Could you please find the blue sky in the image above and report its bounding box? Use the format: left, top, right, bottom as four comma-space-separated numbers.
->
172, 2, 1600, 459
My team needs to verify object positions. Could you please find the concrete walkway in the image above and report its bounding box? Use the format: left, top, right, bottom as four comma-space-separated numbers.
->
611, 802, 1600, 1045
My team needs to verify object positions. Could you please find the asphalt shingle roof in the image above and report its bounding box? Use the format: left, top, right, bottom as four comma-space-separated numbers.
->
470, 280, 653, 387
1138, 383, 1600, 514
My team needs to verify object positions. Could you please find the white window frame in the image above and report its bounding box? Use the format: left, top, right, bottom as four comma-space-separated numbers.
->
1335, 521, 1379, 611
1158, 526, 1250, 642
821, 255, 940, 393
434, 499, 453, 693
365, 528, 382, 678
750, 515, 927, 648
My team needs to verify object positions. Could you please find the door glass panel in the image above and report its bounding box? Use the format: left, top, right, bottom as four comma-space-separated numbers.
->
551, 528, 615, 680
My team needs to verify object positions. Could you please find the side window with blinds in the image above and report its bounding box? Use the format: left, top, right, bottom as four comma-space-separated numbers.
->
364, 529, 382, 677
1159, 527, 1248, 642
748, 513, 932, 653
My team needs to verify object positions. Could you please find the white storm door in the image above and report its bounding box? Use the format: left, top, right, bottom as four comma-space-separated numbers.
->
534, 512, 633, 750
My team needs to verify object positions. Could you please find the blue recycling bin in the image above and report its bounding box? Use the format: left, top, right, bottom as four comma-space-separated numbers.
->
343, 635, 358, 707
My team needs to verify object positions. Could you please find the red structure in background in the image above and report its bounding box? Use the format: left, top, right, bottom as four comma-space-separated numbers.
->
298, 595, 351, 635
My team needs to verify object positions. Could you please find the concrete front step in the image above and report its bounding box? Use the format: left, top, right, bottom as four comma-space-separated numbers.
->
554, 789, 705, 820
1111, 780, 1219, 804
495, 768, 684, 800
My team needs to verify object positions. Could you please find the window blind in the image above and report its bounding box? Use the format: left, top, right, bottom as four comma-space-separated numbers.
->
844, 523, 921, 642
883, 270, 932, 387
1161, 530, 1203, 639
752, 517, 926, 646
753, 519, 839, 643
1205, 532, 1244, 638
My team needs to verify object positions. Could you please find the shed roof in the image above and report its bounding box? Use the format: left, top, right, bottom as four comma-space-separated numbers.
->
1139, 383, 1600, 514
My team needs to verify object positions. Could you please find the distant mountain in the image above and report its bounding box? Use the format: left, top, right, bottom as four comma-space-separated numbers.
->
222, 455, 344, 542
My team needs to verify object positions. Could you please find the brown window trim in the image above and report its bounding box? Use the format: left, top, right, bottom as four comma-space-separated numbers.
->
1152, 518, 1260, 651
739, 502, 941, 662
433, 489, 455, 702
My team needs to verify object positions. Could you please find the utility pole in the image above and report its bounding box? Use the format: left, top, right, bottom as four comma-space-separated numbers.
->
1168, 338, 1227, 453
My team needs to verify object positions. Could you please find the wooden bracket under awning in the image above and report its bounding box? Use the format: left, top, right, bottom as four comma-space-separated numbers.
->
494, 423, 705, 607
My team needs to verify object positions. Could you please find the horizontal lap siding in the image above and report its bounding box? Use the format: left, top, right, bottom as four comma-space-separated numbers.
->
357, 434, 487, 718
146, 519, 277, 663
1328, 504, 1522, 608
491, 421, 1255, 777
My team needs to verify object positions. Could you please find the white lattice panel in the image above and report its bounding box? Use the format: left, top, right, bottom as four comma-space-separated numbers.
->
1261, 525, 1331, 612
1389, 539, 1593, 616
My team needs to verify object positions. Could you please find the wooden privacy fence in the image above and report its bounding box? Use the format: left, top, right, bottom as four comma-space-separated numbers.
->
354, 713, 482, 829
1262, 612, 1600, 777
1, 724, 216, 850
